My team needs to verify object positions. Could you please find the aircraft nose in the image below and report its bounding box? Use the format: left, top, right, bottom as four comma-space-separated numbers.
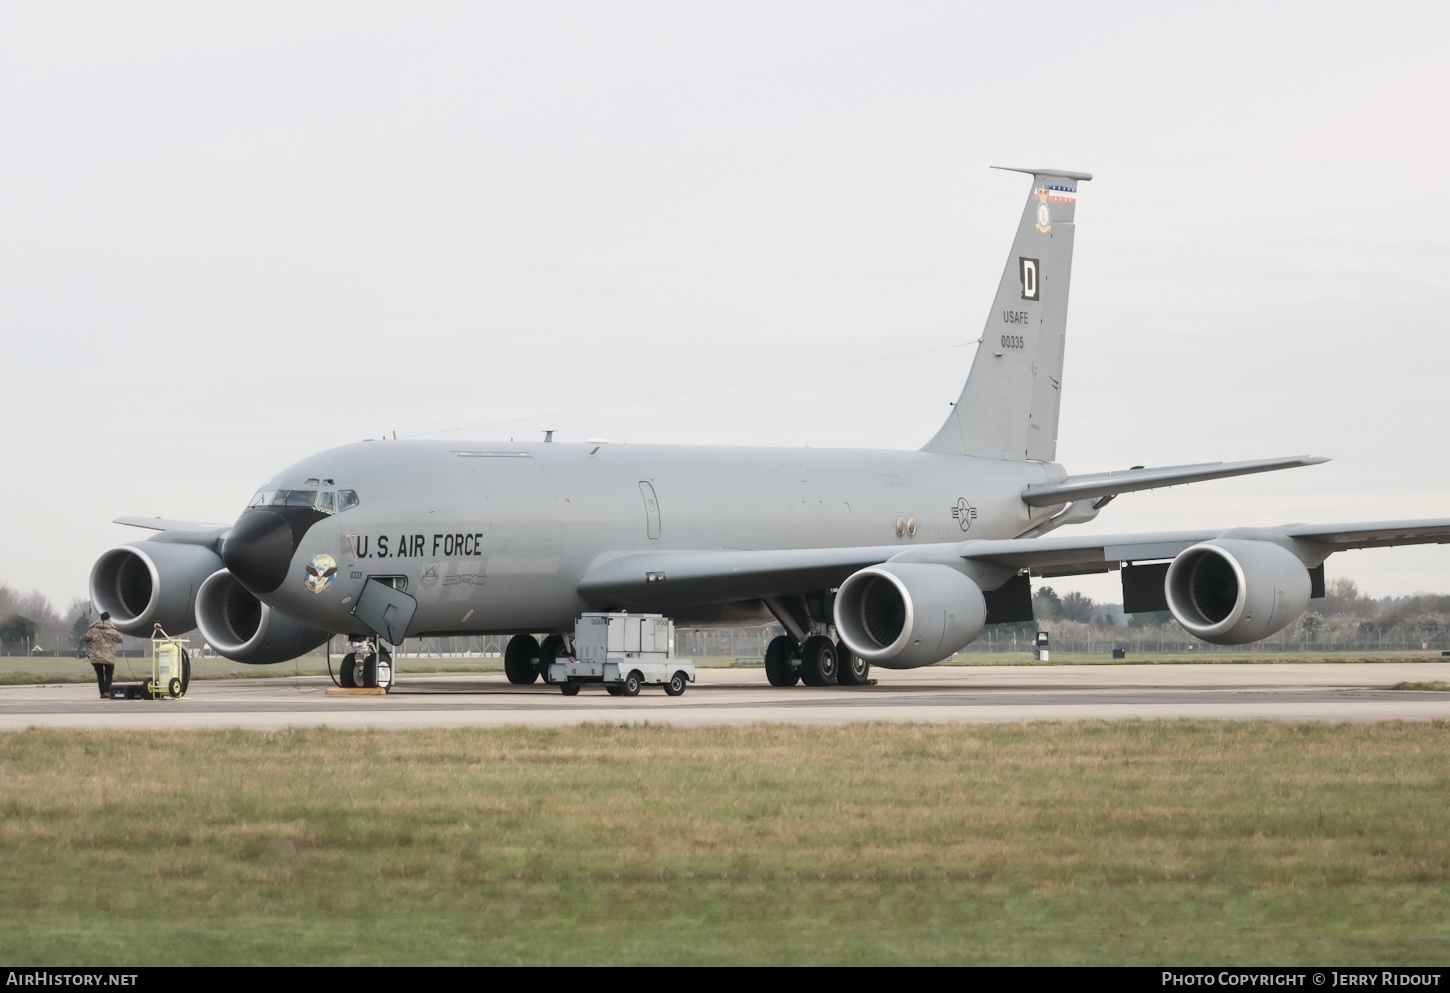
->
222, 509, 298, 595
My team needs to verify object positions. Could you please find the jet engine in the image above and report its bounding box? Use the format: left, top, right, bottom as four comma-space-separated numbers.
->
196, 570, 329, 664
1165, 538, 1311, 645
834, 562, 988, 668
89, 540, 224, 636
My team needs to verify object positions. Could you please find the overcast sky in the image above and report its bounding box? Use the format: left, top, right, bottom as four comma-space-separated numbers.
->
2, 1, 1447, 613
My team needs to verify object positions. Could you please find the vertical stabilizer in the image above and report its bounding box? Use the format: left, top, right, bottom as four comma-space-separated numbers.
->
921, 167, 1091, 461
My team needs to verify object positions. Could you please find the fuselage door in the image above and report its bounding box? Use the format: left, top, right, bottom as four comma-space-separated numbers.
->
638, 481, 661, 540
352, 577, 418, 644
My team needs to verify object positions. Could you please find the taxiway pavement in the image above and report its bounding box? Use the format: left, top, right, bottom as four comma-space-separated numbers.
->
3, 662, 1449, 731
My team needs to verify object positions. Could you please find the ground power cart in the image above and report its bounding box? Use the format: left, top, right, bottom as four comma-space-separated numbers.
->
546, 613, 696, 697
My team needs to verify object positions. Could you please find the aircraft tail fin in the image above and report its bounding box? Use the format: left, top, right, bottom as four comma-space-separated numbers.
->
921, 166, 1091, 461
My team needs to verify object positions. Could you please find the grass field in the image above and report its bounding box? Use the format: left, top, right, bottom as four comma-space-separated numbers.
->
3, 721, 1449, 965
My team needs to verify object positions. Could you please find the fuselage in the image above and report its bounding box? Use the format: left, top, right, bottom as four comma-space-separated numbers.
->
229, 438, 1068, 637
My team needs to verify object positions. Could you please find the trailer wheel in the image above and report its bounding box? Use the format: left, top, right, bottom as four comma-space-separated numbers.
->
560, 682, 580, 696
664, 671, 688, 696
167, 677, 183, 698
142, 678, 155, 698
621, 671, 643, 697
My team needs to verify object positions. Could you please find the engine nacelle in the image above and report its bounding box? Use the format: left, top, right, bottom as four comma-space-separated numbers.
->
1165, 538, 1311, 645
89, 540, 224, 636
834, 562, 988, 669
196, 570, 329, 664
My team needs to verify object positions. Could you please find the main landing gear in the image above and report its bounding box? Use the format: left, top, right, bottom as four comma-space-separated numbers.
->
764, 634, 871, 687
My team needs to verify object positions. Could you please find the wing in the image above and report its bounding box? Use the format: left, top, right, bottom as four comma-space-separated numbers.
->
577, 518, 1450, 610
578, 545, 909, 611
115, 516, 230, 532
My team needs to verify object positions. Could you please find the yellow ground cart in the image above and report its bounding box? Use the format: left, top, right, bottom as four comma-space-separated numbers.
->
146, 628, 191, 699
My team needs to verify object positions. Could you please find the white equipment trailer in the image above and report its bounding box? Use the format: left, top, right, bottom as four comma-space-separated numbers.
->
545, 612, 696, 697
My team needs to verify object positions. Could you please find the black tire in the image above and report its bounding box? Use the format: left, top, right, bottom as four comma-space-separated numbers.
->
560, 682, 581, 696
339, 652, 359, 688
362, 652, 378, 689
836, 640, 870, 686
799, 635, 838, 686
504, 634, 541, 685
621, 671, 643, 697
179, 649, 191, 696
142, 678, 155, 698
538, 634, 566, 683
664, 671, 687, 696
167, 677, 183, 698
605, 685, 624, 696
373, 647, 393, 691
764, 635, 800, 687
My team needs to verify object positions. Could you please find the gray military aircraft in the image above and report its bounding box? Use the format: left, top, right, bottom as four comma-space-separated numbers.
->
90, 167, 1450, 689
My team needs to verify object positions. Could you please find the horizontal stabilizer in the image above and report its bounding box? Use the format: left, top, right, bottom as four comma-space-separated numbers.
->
1020, 456, 1329, 507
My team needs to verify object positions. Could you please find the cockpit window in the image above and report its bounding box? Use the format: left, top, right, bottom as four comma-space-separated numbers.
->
269, 489, 319, 508
248, 487, 359, 514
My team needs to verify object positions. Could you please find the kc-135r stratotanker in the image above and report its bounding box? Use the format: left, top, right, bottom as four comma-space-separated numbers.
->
91, 168, 1450, 689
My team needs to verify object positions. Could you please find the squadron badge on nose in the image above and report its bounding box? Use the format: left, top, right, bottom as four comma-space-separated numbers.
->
305, 553, 338, 594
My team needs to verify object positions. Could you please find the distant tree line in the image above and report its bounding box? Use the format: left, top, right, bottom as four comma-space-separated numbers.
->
1007, 578, 1450, 654
0, 584, 96, 656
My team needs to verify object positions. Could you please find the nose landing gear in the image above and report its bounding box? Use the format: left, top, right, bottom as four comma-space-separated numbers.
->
337, 637, 393, 691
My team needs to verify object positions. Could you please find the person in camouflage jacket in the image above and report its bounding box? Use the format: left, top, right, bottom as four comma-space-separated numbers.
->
81, 612, 123, 699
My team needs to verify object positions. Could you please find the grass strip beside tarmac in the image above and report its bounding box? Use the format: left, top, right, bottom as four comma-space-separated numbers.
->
2, 721, 1448, 965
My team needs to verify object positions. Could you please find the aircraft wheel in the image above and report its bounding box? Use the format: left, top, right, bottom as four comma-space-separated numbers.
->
621, 671, 643, 697
504, 634, 541, 685
799, 635, 838, 686
560, 682, 581, 696
538, 634, 566, 682
836, 641, 870, 686
764, 635, 800, 687
664, 671, 688, 696
339, 653, 359, 689
373, 647, 393, 692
